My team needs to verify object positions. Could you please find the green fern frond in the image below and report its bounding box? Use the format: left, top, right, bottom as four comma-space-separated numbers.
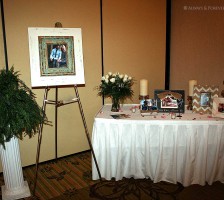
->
0, 67, 48, 148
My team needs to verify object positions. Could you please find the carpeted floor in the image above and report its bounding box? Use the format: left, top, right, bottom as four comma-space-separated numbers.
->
54, 179, 224, 200
0, 150, 224, 200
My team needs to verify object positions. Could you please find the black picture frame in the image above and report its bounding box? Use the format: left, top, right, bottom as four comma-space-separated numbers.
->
154, 90, 185, 113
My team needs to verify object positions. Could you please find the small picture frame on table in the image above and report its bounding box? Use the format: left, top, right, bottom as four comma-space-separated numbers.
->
192, 85, 219, 114
140, 99, 157, 111
154, 90, 185, 113
212, 97, 224, 118
140, 99, 158, 116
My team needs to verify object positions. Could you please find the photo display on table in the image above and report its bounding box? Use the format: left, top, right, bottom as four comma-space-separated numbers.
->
154, 90, 185, 113
212, 97, 224, 118
192, 85, 219, 114
140, 99, 158, 111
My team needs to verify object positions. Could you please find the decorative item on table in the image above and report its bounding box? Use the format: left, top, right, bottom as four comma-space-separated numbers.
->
154, 90, 185, 113
212, 97, 224, 118
96, 72, 134, 112
111, 114, 131, 119
187, 80, 197, 110
221, 81, 224, 97
140, 99, 157, 110
192, 85, 219, 114
170, 112, 176, 119
130, 105, 139, 113
139, 79, 149, 100
140, 99, 158, 116
221, 90, 224, 97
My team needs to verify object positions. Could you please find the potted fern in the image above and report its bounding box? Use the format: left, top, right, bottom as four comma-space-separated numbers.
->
0, 67, 47, 199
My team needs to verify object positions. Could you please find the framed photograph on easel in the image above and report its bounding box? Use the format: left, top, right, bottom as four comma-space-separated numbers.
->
28, 27, 85, 87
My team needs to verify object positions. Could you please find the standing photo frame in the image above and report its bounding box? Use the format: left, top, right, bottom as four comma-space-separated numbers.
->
28, 27, 85, 87
192, 85, 219, 114
154, 90, 185, 113
212, 97, 224, 118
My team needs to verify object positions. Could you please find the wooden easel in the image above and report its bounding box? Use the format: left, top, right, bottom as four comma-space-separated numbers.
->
32, 22, 101, 196
33, 85, 102, 195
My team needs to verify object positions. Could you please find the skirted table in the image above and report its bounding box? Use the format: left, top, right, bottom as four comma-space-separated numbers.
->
91, 104, 224, 187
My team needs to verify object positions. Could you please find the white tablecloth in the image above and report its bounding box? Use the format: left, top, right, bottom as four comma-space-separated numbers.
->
92, 104, 224, 186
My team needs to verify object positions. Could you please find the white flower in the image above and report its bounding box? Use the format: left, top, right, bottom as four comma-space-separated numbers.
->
119, 74, 124, 79
110, 78, 115, 83
128, 76, 132, 80
101, 76, 105, 81
105, 75, 109, 79
105, 78, 109, 83
108, 72, 112, 76
124, 74, 128, 79
123, 77, 128, 82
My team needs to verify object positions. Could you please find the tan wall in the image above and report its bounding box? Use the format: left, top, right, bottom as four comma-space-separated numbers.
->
2, 0, 103, 167
170, 0, 224, 100
0, 0, 166, 168
103, 0, 166, 101
0, 7, 5, 69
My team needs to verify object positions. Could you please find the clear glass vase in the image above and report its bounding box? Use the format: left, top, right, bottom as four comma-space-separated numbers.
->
111, 97, 120, 112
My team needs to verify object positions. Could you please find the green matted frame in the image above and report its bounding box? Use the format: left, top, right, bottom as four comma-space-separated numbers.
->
38, 36, 75, 76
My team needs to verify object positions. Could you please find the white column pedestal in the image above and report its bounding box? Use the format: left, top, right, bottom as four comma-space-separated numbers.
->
0, 137, 31, 200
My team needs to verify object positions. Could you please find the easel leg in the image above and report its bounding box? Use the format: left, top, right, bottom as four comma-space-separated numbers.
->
74, 85, 102, 181
55, 86, 58, 159
33, 87, 49, 196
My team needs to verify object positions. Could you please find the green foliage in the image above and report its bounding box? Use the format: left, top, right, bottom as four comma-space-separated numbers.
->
0, 67, 47, 148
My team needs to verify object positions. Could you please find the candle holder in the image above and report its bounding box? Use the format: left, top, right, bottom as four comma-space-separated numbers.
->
187, 95, 193, 110
221, 90, 224, 97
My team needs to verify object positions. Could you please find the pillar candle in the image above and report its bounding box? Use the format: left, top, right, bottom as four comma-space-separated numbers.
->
189, 80, 197, 96
140, 79, 148, 96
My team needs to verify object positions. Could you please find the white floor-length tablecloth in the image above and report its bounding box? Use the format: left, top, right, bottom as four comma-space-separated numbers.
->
92, 105, 224, 186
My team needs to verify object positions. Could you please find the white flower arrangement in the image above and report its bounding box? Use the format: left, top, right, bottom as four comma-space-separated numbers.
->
97, 72, 134, 102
